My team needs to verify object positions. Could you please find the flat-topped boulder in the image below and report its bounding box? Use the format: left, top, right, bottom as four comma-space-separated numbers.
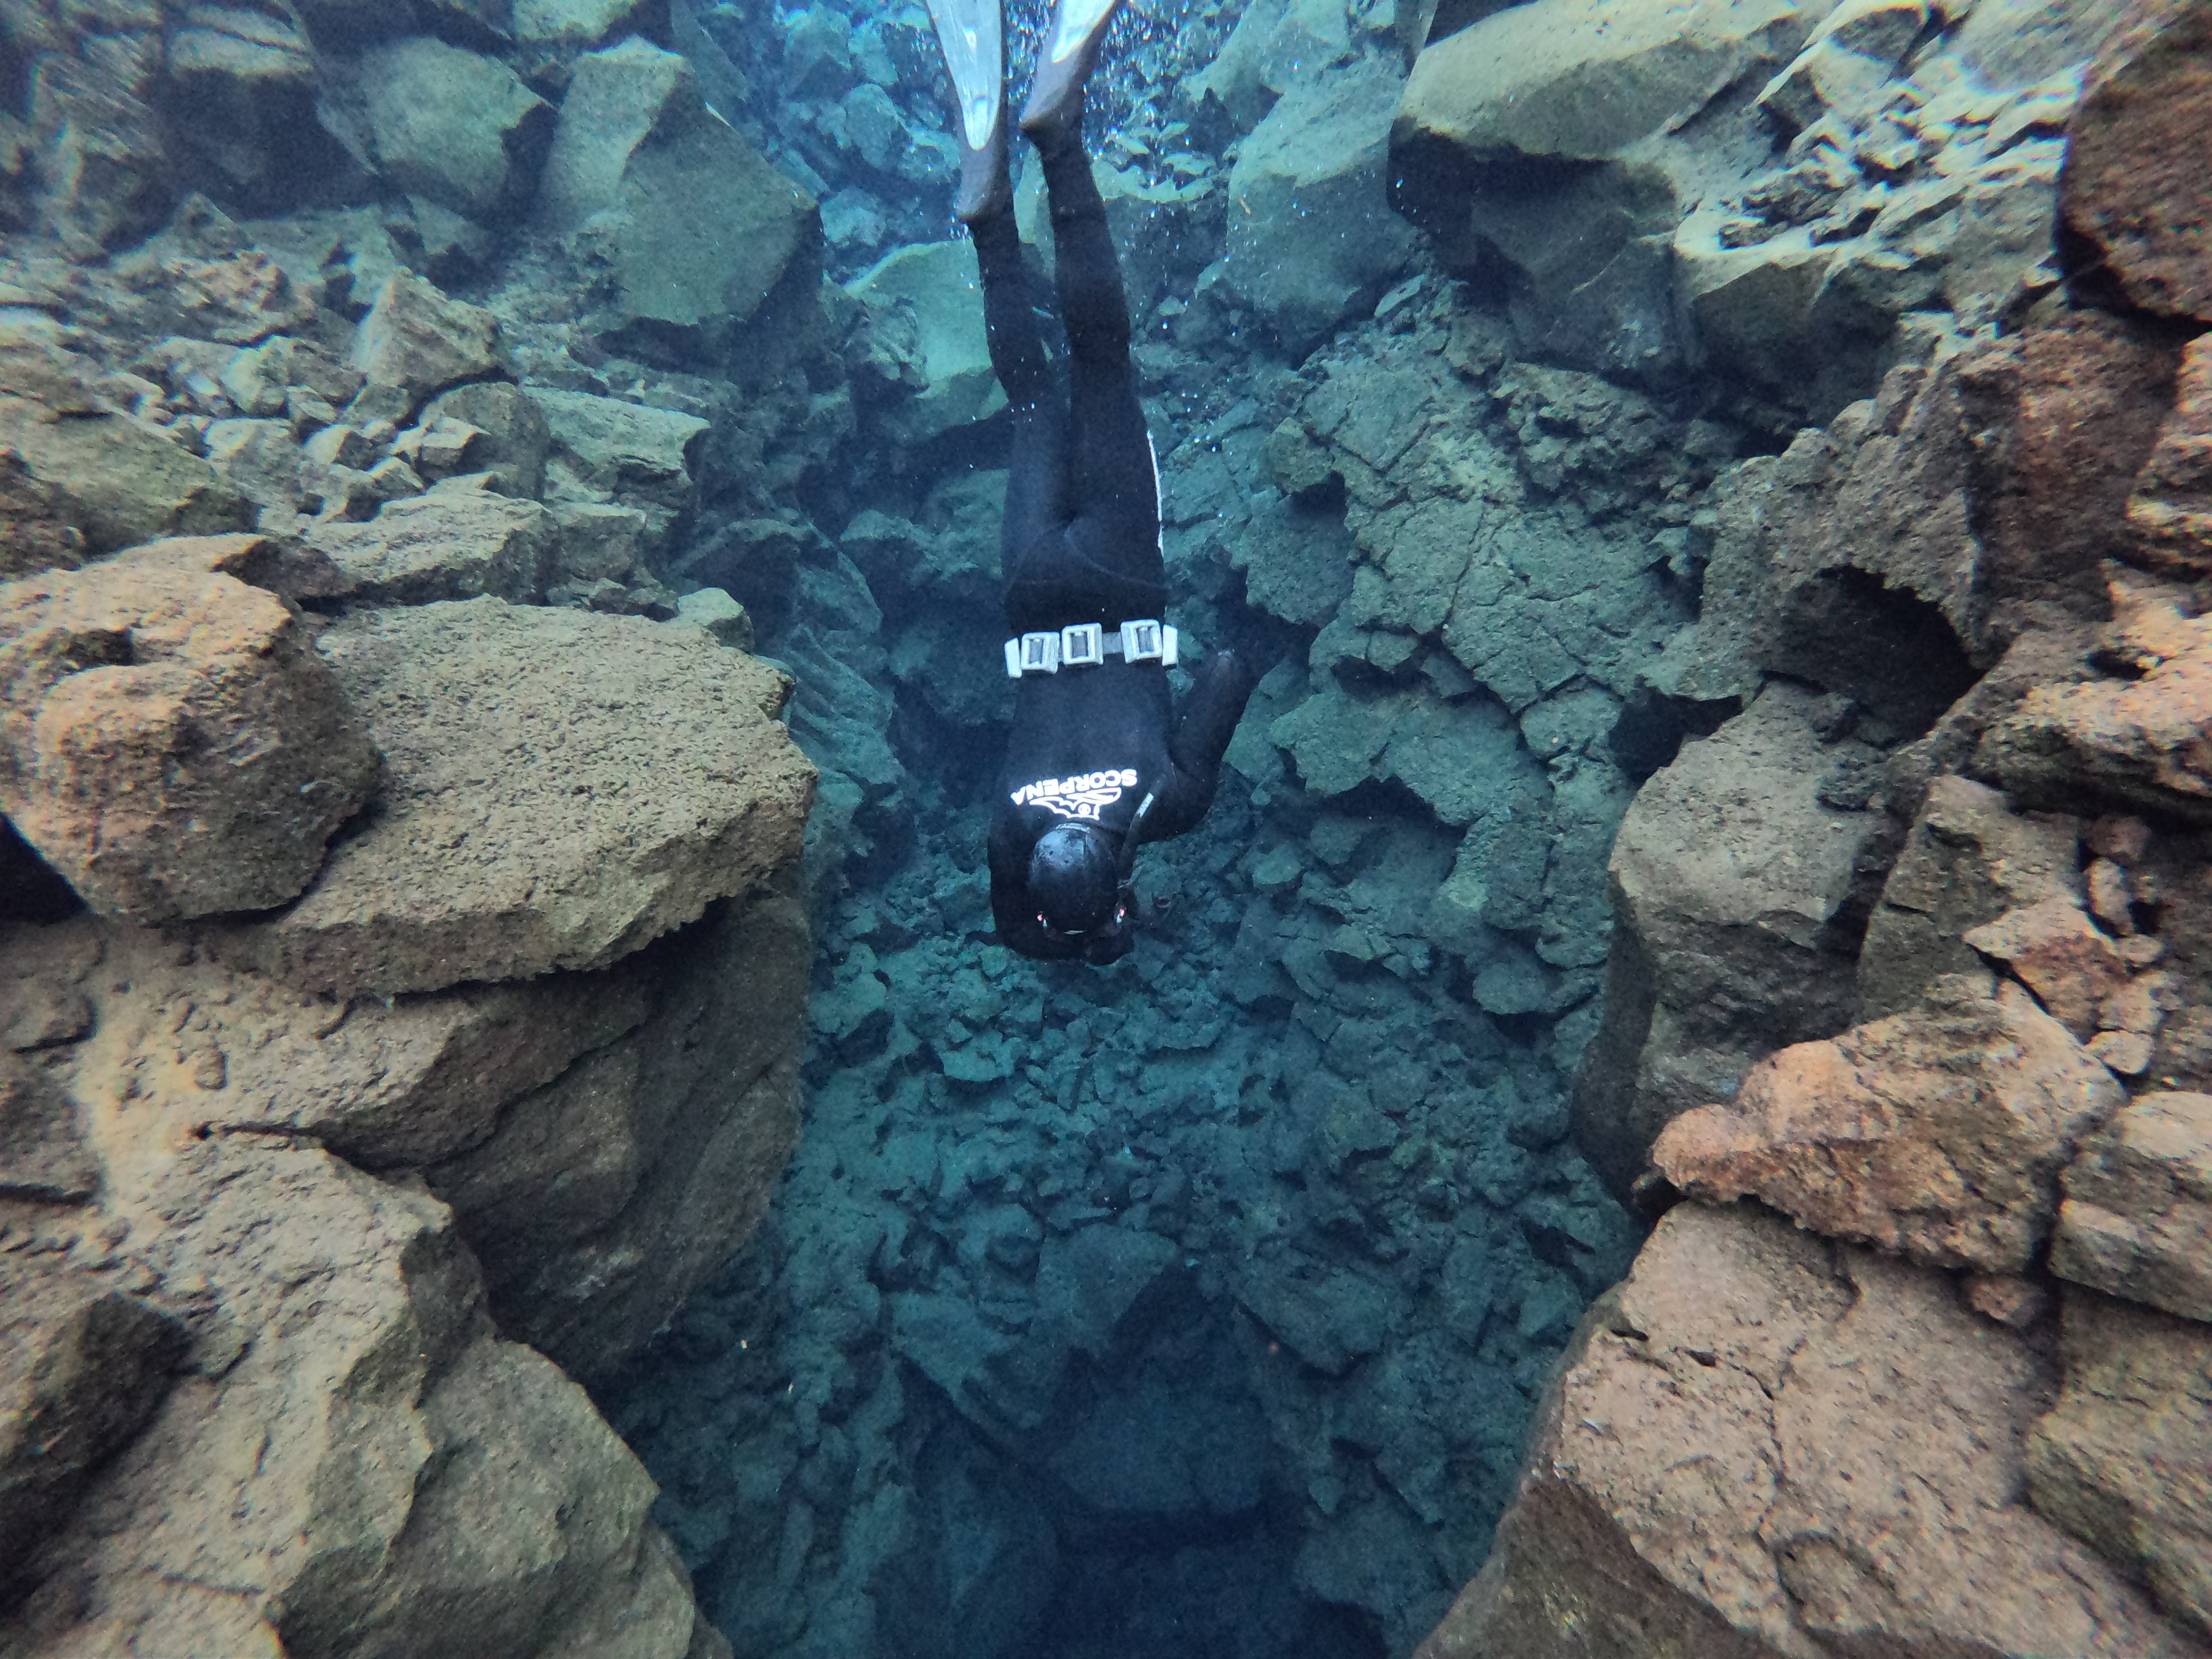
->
210, 597, 815, 997
305, 479, 557, 605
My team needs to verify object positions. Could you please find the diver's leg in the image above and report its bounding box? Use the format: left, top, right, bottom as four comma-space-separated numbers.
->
973, 207, 1069, 590
927, 0, 1011, 222
1037, 103, 1164, 603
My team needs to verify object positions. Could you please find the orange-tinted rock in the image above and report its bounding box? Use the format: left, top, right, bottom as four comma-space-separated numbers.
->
1980, 570, 2212, 822
1960, 311, 2189, 628
0, 561, 379, 921
2063, 0, 2212, 323
2052, 1089, 2212, 1322
1415, 1204, 2201, 1659
1653, 975, 2123, 1272
1965, 896, 2132, 1038
2131, 336, 2212, 576
2027, 1288, 2212, 1642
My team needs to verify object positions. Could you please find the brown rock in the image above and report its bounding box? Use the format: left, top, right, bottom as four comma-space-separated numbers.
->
1980, 567, 2212, 822
1416, 1203, 2200, 1659
2027, 1288, 2212, 1641
304, 481, 556, 606
2091, 813, 2156, 862
1653, 975, 2124, 1272
2063, 0, 2212, 324
0, 560, 380, 922
2131, 336, 2212, 575
0, 449, 86, 581
0, 341, 252, 555
108, 530, 354, 604
427, 878, 807, 1382
1959, 309, 2189, 628
0, 1048, 98, 1203
0, 1255, 188, 1600
345, 272, 510, 421
211, 597, 812, 997
1965, 895, 2132, 1038
1571, 685, 1888, 1198
2052, 1089, 2212, 1322
47, 915, 651, 1170
1856, 774, 2081, 1020
1965, 1271, 2052, 1328
4, 1138, 717, 1658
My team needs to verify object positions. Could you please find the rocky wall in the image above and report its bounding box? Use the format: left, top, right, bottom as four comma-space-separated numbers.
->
1421, 3, 2212, 1652
0, 7, 833, 1641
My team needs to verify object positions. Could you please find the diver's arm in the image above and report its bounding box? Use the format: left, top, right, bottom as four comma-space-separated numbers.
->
1146, 646, 1258, 839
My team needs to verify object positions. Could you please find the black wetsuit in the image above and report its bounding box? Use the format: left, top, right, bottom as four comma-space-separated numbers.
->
977, 134, 1252, 964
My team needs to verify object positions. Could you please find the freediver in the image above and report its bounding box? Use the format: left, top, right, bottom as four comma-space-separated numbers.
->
928, 0, 1259, 966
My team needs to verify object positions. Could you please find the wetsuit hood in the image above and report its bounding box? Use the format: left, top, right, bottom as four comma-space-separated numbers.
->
1030, 821, 1119, 934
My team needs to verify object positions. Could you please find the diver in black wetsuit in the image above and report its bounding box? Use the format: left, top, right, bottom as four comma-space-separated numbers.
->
929, 0, 1258, 967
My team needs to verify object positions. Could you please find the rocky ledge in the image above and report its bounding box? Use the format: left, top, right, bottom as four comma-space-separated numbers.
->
0, 304, 815, 1655
1420, 6, 2212, 1654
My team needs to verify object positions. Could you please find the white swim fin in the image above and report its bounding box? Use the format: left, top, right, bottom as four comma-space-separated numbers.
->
925, 0, 1009, 221
1020, 0, 1124, 149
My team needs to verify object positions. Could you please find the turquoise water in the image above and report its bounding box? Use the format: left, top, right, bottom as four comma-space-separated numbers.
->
598, 4, 1659, 1655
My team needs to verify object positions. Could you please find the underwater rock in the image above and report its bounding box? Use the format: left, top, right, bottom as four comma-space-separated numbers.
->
1963, 894, 2131, 1040
2027, 1287, 2212, 1642
2052, 1091, 2212, 1323
513, 0, 672, 82
1857, 775, 2083, 1019
345, 270, 512, 422
163, 3, 324, 201
1184, 0, 1352, 134
1572, 684, 1885, 1197
529, 385, 709, 551
844, 240, 1003, 442
539, 38, 818, 357
305, 476, 557, 604
1684, 359, 1985, 729
211, 597, 811, 996
1653, 974, 2124, 1273
24, 27, 172, 253
2129, 336, 2212, 577
426, 879, 808, 1382
1980, 569, 2212, 822
422, 380, 554, 500
1963, 307, 2190, 628
1227, 59, 1417, 356
0, 452, 86, 582
0, 1047, 98, 1203
1391, 0, 1817, 380
2062, 0, 2212, 324
0, 1134, 718, 1658
0, 557, 379, 923
0, 340, 251, 554
337, 35, 554, 223
0, 1252, 187, 1599
1757, 1, 1932, 134
1420, 1201, 2202, 1659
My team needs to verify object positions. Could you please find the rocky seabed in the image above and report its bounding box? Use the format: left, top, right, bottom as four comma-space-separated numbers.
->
2, 0, 2210, 1656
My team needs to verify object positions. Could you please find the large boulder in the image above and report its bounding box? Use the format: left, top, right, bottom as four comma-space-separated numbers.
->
2062, 0, 2212, 324
1391, 0, 1819, 380
338, 36, 554, 222
305, 478, 557, 605
1226, 58, 1418, 354
844, 240, 1003, 444
346, 272, 512, 422
0, 341, 251, 555
2051, 1090, 2212, 1322
529, 386, 709, 550
1653, 974, 2125, 1273
539, 38, 818, 358
1571, 684, 1887, 1197
212, 598, 814, 997
2026, 1287, 2212, 1644
162, 2, 324, 201
1416, 1202, 2200, 1659
0, 557, 379, 922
